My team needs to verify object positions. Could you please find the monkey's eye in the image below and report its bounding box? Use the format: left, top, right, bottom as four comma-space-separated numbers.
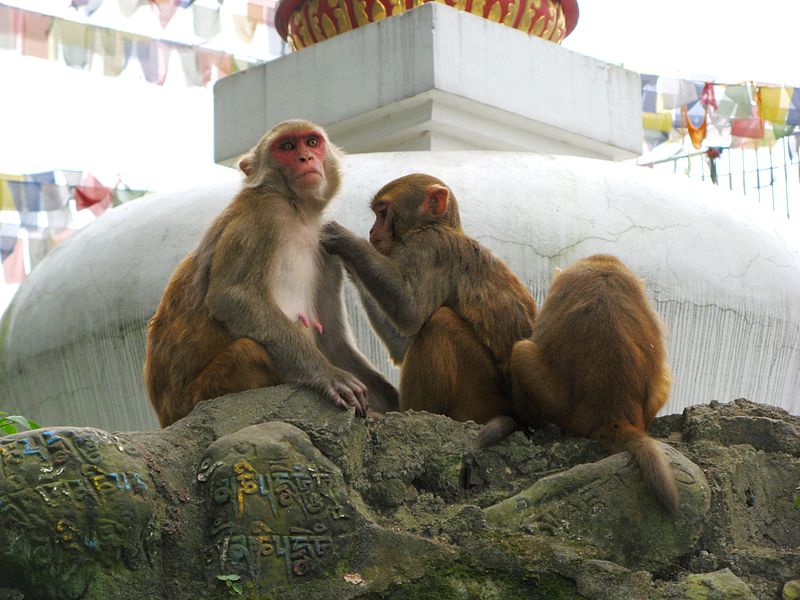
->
279, 140, 295, 151
375, 206, 388, 219
306, 136, 320, 147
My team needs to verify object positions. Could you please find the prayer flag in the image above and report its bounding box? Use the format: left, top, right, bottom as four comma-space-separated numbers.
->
151, 0, 181, 28
641, 74, 658, 113
192, 4, 221, 39
21, 11, 51, 59
29, 172, 68, 212
3, 238, 25, 283
0, 174, 24, 211
233, 14, 257, 43
53, 19, 92, 69
699, 82, 717, 110
0, 5, 19, 51
658, 78, 700, 110
8, 181, 42, 213
46, 206, 72, 234
643, 129, 668, 151
642, 111, 672, 133
131, 38, 169, 85
2, 238, 25, 284
759, 86, 793, 124
178, 47, 208, 86
681, 105, 707, 149
113, 188, 148, 204
75, 174, 112, 210
0, 224, 19, 260
787, 89, 800, 127
717, 85, 754, 118
97, 28, 129, 77
71, 0, 105, 16
731, 107, 764, 140
772, 124, 795, 140
27, 235, 50, 272
89, 196, 112, 217
248, 0, 275, 24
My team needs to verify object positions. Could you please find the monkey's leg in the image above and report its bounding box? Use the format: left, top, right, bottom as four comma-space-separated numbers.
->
400, 307, 509, 424
176, 338, 282, 423
509, 339, 570, 427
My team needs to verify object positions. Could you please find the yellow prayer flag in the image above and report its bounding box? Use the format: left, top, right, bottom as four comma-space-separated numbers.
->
642, 112, 672, 133
759, 86, 793, 124
0, 174, 24, 211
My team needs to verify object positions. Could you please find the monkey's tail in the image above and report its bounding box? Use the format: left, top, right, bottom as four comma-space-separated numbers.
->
476, 415, 518, 449
599, 424, 679, 514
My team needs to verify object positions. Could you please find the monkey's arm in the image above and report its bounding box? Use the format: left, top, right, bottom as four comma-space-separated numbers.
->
321, 221, 442, 336
344, 264, 410, 364
315, 253, 400, 413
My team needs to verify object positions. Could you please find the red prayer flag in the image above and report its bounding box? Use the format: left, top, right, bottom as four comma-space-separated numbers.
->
75, 174, 112, 210
21, 12, 51, 59
151, 0, 181, 28
700, 82, 717, 111
731, 107, 765, 139
2, 239, 25, 284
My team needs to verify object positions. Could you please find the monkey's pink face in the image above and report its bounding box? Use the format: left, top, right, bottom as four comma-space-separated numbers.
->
270, 130, 327, 188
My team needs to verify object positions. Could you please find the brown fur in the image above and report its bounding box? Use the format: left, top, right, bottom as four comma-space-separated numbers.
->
144, 120, 397, 427
322, 174, 536, 440
510, 254, 678, 512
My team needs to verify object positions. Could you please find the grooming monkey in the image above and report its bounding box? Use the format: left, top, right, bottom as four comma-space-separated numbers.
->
509, 254, 678, 512
322, 174, 537, 444
144, 119, 398, 427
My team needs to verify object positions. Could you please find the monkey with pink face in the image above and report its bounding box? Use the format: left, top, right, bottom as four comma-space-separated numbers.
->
144, 119, 398, 427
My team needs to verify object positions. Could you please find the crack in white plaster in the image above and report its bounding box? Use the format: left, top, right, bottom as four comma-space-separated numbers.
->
727, 253, 795, 279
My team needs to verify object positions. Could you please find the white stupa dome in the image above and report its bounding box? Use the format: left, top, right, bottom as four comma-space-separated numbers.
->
1, 151, 798, 431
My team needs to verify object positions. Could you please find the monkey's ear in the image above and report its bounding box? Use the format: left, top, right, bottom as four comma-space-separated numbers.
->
238, 153, 255, 176
421, 184, 449, 217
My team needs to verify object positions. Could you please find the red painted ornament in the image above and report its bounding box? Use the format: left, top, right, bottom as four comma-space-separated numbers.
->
275, 0, 579, 50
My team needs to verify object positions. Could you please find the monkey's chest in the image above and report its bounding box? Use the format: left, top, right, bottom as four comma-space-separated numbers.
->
271, 232, 320, 325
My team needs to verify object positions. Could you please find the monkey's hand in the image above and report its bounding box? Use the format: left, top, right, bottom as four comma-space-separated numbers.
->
318, 367, 368, 417
320, 221, 357, 254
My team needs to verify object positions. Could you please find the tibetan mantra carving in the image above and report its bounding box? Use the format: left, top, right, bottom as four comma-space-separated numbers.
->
0, 428, 160, 598
197, 422, 356, 585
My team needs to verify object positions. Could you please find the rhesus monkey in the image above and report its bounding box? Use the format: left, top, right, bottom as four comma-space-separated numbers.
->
321, 174, 537, 444
144, 119, 398, 427
509, 254, 678, 512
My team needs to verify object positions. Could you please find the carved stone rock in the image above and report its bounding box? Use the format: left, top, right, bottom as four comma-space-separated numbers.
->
483, 442, 711, 571
0, 391, 797, 599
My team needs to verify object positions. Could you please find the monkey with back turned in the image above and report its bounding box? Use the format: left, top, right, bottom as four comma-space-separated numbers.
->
144, 119, 398, 427
509, 254, 678, 512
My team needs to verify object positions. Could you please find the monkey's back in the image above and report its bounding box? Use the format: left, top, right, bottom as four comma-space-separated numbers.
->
451, 235, 537, 368
144, 253, 232, 418
534, 255, 668, 433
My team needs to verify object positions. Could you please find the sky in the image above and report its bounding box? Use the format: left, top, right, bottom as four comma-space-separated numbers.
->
562, 0, 799, 87
1, 0, 797, 190
0, 0, 798, 308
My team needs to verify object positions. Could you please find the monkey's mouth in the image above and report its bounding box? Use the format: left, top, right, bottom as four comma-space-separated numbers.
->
371, 239, 392, 255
